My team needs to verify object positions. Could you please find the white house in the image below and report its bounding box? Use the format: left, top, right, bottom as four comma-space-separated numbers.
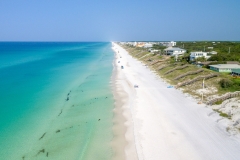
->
209, 64, 240, 73
170, 41, 176, 46
164, 47, 186, 56
133, 42, 137, 46
190, 51, 211, 61
148, 48, 159, 53
159, 41, 176, 47
144, 43, 153, 48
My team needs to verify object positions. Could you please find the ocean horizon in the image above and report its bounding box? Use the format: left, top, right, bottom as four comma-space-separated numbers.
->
0, 42, 114, 159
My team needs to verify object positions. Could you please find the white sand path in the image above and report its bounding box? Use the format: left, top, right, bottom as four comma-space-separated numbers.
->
112, 43, 240, 160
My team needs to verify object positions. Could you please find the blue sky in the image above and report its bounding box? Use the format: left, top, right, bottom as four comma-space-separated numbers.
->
0, 0, 239, 41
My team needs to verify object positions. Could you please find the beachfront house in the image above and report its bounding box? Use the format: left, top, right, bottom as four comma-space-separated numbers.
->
197, 61, 240, 67
170, 41, 176, 46
190, 51, 210, 61
144, 43, 153, 48
136, 42, 145, 48
148, 48, 159, 53
164, 47, 186, 56
133, 42, 137, 46
209, 64, 240, 73
159, 41, 176, 47
232, 69, 240, 76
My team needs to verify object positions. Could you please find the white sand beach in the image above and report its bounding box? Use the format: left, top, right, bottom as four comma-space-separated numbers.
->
112, 42, 240, 160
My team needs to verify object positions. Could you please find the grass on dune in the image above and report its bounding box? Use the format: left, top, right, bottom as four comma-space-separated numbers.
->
122, 45, 240, 102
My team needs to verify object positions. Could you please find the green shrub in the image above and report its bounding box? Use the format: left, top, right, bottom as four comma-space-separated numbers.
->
213, 109, 230, 118
215, 100, 223, 105
219, 112, 229, 118
232, 78, 240, 86
219, 78, 233, 88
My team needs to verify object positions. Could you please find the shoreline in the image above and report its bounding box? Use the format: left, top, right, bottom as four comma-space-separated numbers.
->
111, 42, 240, 160
111, 44, 138, 160
111, 49, 127, 160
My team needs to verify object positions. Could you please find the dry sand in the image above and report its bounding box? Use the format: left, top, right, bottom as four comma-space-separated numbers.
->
111, 42, 240, 160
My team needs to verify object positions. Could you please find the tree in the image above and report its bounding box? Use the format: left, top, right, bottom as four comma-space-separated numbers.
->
195, 56, 207, 62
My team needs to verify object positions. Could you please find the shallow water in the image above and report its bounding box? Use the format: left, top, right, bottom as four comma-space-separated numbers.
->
0, 42, 114, 159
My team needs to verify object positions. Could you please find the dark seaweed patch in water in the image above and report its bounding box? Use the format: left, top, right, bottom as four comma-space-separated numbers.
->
39, 133, 46, 140
78, 96, 106, 108
66, 97, 69, 101
65, 90, 71, 101
36, 149, 45, 156
58, 109, 62, 116
86, 74, 97, 79
35, 149, 49, 158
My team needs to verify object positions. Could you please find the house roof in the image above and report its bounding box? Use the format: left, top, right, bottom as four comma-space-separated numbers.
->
190, 51, 206, 53
197, 61, 217, 65
164, 47, 186, 51
209, 64, 240, 69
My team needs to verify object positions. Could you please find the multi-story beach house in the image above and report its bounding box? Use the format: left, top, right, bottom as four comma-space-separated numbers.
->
164, 47, 186, 56
190, 51, 211, 61
209, 64, 240, 72
159, 41, 176, 47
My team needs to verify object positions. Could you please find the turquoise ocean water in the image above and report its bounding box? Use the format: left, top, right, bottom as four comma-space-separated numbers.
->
0, 42, 114, 160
